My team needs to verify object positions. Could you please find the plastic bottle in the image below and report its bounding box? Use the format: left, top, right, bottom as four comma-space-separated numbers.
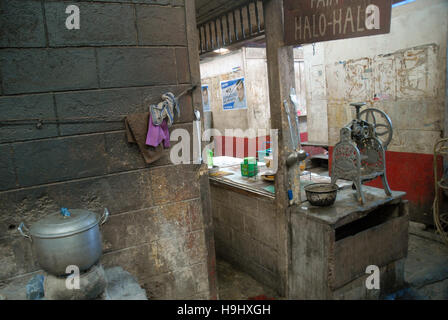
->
207, 149, 214, 168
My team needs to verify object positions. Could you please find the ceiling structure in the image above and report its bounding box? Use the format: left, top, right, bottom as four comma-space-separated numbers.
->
195, 0, 250, 25
195, 0, 266, 57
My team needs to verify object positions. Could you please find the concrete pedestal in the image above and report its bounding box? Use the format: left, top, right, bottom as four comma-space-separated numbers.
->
0, 265, 147, 300
44, 264, 107, 300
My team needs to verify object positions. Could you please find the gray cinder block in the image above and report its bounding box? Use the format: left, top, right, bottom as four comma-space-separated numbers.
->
97, 47, 177, 88
12, 134, 108, 187
0, 94, 58, 143
0, 48, 98, 94
0, 144, 16, 191
136, 5, 187, 46
45, 2, 137, 47
0, 0, 46, 48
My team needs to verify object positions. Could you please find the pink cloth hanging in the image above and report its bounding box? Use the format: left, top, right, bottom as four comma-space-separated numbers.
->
146, 113, 170, 148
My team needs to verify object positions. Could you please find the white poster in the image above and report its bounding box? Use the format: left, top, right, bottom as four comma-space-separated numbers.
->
201, 85, 211, 112
220, 77, 247, 110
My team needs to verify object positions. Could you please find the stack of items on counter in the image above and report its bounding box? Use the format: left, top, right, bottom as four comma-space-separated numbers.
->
124, 92, 179, 164
240, 157, 258, 177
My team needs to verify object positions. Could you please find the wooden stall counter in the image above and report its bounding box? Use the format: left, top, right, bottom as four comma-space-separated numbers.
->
290, 186, 409, 299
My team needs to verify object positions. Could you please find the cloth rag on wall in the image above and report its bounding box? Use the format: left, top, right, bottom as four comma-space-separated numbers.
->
146, 113, 170, 148
125, 112, 163, 164
149, 92, 179, 127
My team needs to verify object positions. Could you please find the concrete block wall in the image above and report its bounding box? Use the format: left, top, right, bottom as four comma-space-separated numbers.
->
210, 185, 281, 294
0, 0, 216, 300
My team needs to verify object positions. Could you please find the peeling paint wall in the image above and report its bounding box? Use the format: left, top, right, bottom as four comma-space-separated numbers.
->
326, 43, 443, 153
318, 0, 447, 223
303, 43, 328, 144
322, 0, 447, 153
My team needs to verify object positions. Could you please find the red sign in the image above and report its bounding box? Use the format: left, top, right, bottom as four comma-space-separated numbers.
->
284, 0, 392, 45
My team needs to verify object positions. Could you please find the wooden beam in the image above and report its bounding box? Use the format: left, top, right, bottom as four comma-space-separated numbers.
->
185, 0, 218, 300
264, 0, 301, 298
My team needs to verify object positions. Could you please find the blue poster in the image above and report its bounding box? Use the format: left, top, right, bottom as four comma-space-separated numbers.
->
220, 77, 247, 110
201, 85, 211, 112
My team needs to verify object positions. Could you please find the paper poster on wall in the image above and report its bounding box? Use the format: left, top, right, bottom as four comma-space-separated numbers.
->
201, 85, 211, 112
220, 78, 247, 110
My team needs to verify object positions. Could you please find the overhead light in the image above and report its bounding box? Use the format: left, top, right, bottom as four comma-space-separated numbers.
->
213, 48, 229, 54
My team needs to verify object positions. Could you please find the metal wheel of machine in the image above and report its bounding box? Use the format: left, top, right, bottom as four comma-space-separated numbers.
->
434, 138, 448, 246
359, 108, 393, 150
433, 197, 448, 246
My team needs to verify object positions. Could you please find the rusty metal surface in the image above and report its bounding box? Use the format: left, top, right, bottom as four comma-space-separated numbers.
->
284, 0, 392, 46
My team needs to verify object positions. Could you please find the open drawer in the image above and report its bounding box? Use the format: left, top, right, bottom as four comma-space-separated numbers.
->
328, 201, 409, 290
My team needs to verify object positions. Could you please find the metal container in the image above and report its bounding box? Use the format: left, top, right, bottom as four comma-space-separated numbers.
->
18, 208, 109, 276
304, 183, 339, 207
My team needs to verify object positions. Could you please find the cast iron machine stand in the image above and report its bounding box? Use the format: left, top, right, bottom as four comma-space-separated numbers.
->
331, 102, 393, 204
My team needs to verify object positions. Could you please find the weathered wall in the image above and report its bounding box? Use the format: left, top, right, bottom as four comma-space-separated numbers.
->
318, 0, 447, 223
210, 185, 281, 294
0, 0, 217, 300
200, 46, 307, 157
303, 42, 328, 144
200, 49, 250, 134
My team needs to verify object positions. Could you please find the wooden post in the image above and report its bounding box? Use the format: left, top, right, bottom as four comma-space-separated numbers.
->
264, 0, 301, 297
185, 0, 218, 300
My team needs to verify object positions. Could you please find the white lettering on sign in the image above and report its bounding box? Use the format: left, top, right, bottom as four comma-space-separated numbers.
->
65, 5, 80, 30
288, 0, 390, 44
365, 4, 380, 30
311, 0, 340, 9
295, 3, 378, 42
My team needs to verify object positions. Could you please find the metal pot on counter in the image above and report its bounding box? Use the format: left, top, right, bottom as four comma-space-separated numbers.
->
304, 183, 339, 207
18, 208, 109, 276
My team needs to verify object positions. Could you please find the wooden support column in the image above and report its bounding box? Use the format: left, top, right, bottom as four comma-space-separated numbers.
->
264, 0, 301, 297
185, 1, 218, 300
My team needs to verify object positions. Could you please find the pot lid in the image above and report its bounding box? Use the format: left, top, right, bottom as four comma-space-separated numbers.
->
29, 209, 100, 238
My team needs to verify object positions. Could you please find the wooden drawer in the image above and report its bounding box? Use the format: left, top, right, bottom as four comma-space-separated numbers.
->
329, 201, 409, 290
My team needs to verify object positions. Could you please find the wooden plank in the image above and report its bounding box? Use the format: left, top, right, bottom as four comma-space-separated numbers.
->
301, 141, 329, 148
330, 212, 409, 290
289, 213, 333, 299
331, 258, 405, 300
209, 178, 275, 200
295, 186, 406, 228
185, 1, 218, 300
264, 0, 299, 297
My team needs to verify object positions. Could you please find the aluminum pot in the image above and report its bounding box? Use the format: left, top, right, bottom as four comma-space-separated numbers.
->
18, 208, 109, 276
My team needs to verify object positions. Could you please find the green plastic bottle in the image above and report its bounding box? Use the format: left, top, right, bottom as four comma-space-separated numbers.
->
207, 149, 214, 168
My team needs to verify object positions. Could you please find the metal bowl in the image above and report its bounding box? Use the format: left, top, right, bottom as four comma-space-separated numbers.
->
304, 183, 339, 207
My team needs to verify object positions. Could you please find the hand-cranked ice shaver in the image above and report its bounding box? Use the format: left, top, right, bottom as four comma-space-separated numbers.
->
331, 102, 393, 204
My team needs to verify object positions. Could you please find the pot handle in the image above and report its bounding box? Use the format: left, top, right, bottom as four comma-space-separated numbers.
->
18, 222, 32, 241
100, 208, 110, 226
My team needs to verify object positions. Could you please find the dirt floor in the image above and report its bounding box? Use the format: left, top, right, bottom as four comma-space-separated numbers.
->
216, 227, 448, 300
